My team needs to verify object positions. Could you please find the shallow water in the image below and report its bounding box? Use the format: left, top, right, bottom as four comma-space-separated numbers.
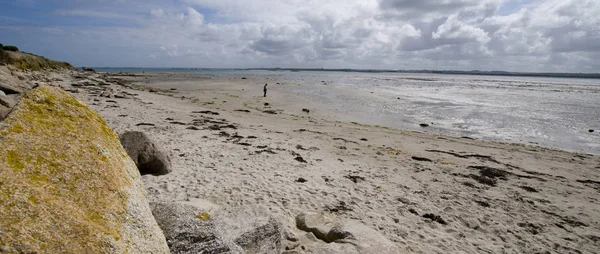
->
267, 71, 600, 154
101, 68, 600, 154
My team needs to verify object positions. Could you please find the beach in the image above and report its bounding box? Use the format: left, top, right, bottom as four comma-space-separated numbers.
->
55, 70, 599, 253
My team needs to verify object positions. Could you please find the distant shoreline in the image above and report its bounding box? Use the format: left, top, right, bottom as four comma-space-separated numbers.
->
91, 67, 600, 79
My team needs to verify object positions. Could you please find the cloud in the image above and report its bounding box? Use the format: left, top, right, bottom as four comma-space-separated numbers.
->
0, 0, 598, 71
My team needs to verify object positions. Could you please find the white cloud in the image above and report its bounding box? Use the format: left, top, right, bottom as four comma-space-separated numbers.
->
2, 0, 598, 71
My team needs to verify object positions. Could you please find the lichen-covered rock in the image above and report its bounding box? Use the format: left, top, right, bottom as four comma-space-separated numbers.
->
0, 85, 169, 253
119, 131, 172, 176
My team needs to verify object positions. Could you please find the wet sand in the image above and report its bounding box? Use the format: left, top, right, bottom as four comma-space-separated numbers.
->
73, 72, 600, 253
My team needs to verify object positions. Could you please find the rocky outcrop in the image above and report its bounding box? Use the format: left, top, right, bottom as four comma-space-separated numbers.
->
0, 66, 35, 121
151, 201, 283, 254
290, 212, 400, 254
119, 131, 172, 175
0, 85, 169, 253
82, 66, 97, 72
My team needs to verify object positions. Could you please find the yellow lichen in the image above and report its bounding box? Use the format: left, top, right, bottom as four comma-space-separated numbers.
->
0, 85, 136, 253
6, 150, 24, 171
196, 212, 211, 221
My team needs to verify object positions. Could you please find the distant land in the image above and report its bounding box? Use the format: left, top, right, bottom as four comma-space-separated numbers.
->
244, 68, 600, 79
91, 67, 600, 79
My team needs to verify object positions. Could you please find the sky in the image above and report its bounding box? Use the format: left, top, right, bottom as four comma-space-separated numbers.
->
0, 0, 598, 72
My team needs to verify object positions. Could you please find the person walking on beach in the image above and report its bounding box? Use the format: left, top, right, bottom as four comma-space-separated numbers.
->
263, 84, 268, 97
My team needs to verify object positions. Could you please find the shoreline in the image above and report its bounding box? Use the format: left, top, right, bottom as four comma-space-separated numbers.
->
104, 71, 599, 156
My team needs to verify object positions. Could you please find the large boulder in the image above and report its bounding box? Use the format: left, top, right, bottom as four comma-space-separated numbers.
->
119, 131, 172, 175
151, 201, 283, 254
215, 207, 282, 254
291, 212, 400, 254
0, 85, 170, 253
150, 202, 243, 254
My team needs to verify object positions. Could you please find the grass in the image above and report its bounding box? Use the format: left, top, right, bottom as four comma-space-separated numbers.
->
0, 47, 73, 71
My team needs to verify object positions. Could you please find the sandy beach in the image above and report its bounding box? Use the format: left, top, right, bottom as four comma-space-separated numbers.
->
62, 71, 600, 253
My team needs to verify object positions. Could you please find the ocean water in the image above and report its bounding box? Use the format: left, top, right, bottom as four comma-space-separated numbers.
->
97, 68, 600, 154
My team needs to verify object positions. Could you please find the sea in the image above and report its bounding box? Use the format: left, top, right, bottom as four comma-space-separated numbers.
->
95, 68, 600, 154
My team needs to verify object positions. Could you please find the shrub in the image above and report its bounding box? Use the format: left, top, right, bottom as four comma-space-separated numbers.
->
2, 45, 19, 52
0, 43, 3, 48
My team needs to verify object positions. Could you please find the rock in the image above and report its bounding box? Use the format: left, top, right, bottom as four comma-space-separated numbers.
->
215, 207, 283, 254
150, 202, 241, 254
263, 110, 278, 114
590, 129, 595, 133
0, 85, 169, 253
302, 108, 310, 113
294, 212, 400, 254
119, 131, 172, 175
0, 93, 16, 108
0, 82, 22, 94
419, 123, 429, 127
82, 66, 96, 72
0, 107, 11, 120
14, 72, 26, 80
151, 202, 283, 254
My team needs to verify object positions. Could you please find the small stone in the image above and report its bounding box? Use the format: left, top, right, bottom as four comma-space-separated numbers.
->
419, 123, 429, 127
590, 129, 594, 133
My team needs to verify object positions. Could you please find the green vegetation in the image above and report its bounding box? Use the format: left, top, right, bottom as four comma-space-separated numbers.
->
2, 45, 19, 52
0, 46, 73, 71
